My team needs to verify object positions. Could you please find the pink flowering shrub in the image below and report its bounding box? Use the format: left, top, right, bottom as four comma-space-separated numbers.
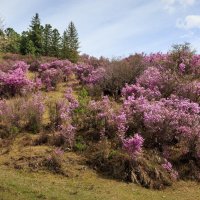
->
12, 61, 29, 72
75, 63, 105, 85
176, 81, 200, 103
0, 93, 45, 136
0, 98, 23, 136
162, 159, 179, 180
48, 87, 78, 148
122, 83, 161, 100
23, 93, 45, 133
85, 96, 116, 140
136, 67, 163, 90
0, 62, 34, 96
122, 133, 144, 159
122, 94, 200, 147
135, 66, 179, 98
39, 60, 74, 91
116, 111, 128, 139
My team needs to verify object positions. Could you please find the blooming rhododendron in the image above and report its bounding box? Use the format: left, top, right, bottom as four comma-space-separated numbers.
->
122, 134, 144, 159
179, 63, 185, 72
0, 63, 34, 96
162, 159, 179, 180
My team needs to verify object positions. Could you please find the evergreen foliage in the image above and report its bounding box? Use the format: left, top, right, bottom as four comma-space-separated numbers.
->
50, 28, 61, 57
29, 13, 43, 55
0, 13, 80, 62
64, 21, 79, 62
43, 24, 52, 56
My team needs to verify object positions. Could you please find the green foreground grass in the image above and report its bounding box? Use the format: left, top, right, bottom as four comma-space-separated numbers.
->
0, 165, 200, 200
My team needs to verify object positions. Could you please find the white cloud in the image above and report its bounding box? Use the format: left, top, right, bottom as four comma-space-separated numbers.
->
162, 0, 196, 13
180, 0, 196, 6
176, 15, 200, 29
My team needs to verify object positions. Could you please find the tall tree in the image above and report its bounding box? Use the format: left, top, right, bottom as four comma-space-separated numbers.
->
61, 30, 70, 58
0, 17, 7, 52
43, 24, 52, 56
64, 21, 79, 62
0, 17, 4, 35
29, 13, 43, 55
50, 28, 61, 57
20, 31, 35, 55
5, 28, 21, 53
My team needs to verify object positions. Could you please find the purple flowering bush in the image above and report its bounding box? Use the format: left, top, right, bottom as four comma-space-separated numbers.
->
0, 93, 45, 136
39, 60, 75, 91
176, 81, 200, 103
162, 159, 179, 180
75, 63, 105, 85
1, 45, 200, 188
122, 133, 144, 159
48, 87, 78, 148
23, 93, 45, 133
0, 62, 34, 96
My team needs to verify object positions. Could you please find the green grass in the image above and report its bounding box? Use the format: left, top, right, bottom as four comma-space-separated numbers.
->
0, 165, 200, 200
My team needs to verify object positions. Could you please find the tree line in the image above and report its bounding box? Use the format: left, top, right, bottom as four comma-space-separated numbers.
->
0, 13, 80, 63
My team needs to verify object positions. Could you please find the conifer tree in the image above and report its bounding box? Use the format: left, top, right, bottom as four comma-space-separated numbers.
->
20, 31, 35, 55
43, 24, 52, 56
61, 30, 70, 58
63, 21, 79, 62
29, 13, 43, 55
50, 28, 61, 57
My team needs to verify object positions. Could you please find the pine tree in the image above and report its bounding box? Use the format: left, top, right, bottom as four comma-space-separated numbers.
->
29, 13, 43, 55
61, 30, 70, 58
20, 31, 35, 55
50, 28, 61, 57
43, 24, 52, 56
63, 21, 79, 63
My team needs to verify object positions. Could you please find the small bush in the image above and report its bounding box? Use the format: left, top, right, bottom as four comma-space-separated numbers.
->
43, 150, 64, 174
100, 54, 145, 98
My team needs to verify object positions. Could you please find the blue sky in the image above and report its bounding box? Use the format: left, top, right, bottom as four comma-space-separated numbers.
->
1, 0, 200, 58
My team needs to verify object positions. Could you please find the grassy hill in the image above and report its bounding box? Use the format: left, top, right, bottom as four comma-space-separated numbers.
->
0, 52, 200, 199
0, 136, 200, 200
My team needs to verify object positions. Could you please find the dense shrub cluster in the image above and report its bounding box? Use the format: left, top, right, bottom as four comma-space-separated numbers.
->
48, 87, 79, 147
0, 61, 35, 96
38, 60, 74, 91
0, 93, 44, 136
0, 44, 200, 188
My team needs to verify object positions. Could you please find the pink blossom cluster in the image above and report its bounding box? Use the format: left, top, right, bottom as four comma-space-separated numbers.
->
0, 93, 45, 132
75, 63, 105, 85
142, 51, 200, 76
122, 83, 161, 100
55, 87, 79, 148
122, 94, 200, 144
176, 81, 200, 103
162, 159, 179, 180
115, 111, 128, 139
143, 53, 169, 66
88, 96, 115, 138
136, 67, 163, 90
39, 60, 74, 91
122, 133, 144, 159
12, 61, 29, 72
0, 62, 34, 96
